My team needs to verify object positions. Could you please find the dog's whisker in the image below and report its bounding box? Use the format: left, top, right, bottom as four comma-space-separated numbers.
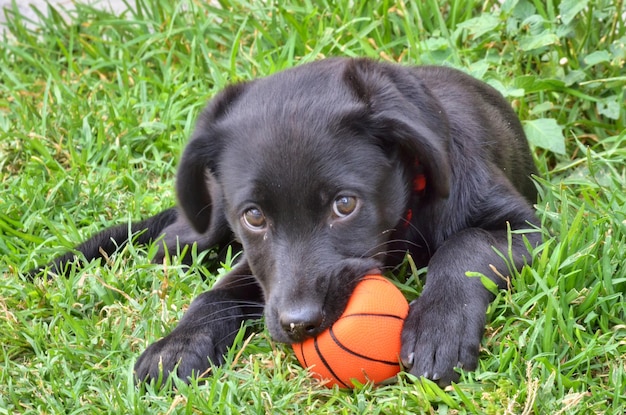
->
195, 300, 262, 310
359, 235, 424, 261
214, 326, 263, 349
187, 313, 264, 330
210, 275, 260, 289
393, 218, 433, 257
176, 301, 263, 321
185, 311, 264, 330
212, 279, 260, 290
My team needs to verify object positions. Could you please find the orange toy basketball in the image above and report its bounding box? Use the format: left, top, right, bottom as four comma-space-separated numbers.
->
292, 274, 409, 388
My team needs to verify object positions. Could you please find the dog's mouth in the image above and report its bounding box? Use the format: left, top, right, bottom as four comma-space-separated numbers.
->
282, 312, 327, 342
282, 267, 383, 341
267, 261, 382, 344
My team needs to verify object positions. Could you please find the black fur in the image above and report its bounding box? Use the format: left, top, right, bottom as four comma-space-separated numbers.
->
32, 58, 540, 386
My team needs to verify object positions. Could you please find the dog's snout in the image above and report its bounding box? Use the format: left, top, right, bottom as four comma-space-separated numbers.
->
280, 306, 323, 342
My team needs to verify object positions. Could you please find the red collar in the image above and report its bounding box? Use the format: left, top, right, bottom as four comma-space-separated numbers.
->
403, 159, 426, 228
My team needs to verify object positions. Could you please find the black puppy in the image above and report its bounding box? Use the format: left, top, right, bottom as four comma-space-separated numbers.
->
34, 58, 540, 386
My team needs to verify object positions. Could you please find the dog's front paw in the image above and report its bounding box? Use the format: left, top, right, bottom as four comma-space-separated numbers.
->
134, 327, 230, 384
400, 293, 487, 386
134, 291, 262, 385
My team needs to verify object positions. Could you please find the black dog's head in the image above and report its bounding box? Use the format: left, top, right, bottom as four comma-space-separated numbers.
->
175, 58, 451, 343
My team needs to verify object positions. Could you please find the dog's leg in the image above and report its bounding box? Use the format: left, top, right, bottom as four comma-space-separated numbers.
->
28, 208, 180, 277
29, 207, 233, 277
134, 260, 264, 384
400, 224, 541, 385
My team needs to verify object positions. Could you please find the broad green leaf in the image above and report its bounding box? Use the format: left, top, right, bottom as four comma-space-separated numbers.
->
514, 75, 565, 93
456, 14, 501, 39
523, 118, 566, 154
486, 79, 526, 98
560, 0, 589, 25
597, 96, 622, 120
530, 101, 555, 115
563, 69, 586, 86
519, 31, 559, 51
584, 50, 612, 66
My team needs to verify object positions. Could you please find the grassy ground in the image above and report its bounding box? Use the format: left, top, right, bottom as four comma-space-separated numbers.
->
1, 0, 625, 413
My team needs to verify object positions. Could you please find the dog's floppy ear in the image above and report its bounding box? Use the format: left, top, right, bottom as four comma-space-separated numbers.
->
176, 82, 249, 232
343, 58, 451, 198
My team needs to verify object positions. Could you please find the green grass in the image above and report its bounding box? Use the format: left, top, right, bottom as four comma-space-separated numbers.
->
1, 0, 625, 413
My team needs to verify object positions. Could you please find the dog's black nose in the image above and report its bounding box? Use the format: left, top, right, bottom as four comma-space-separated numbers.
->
280, 306, 323, 341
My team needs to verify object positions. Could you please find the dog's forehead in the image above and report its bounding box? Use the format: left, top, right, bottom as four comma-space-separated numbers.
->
219, 69, 383, 181
228, 60, 359, 125
220, 120, 391, 218
223, 125, 388, 200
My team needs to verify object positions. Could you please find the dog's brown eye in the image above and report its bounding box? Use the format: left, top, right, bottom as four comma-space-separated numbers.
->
242, 207, 266, 230
332, 196, 358, 218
